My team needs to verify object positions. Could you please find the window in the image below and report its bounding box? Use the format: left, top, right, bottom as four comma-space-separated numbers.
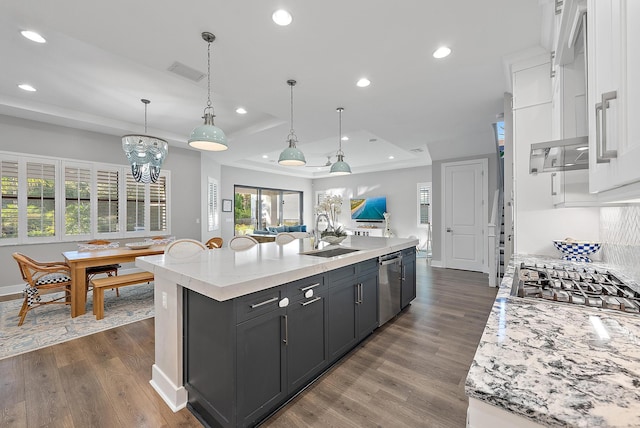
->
96, 168, 120, 234
64, 165, 92, 237
417, 182, 432, 227
207, 177, 219, 232
234, 186, 302, 235
26, 161, 56, 238
126, 173, 146, 232
0, 151, 170, 245
1, 159, 18, 240
150, 175, 168, 233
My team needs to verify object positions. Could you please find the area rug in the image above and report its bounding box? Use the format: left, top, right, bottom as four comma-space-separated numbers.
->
0, 282, 154, 360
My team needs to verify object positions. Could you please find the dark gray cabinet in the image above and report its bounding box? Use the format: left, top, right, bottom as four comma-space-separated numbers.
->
184, 256, 403, 428
236, 307, 287, 427
286, 287, 328, 393
401, 248, 417, 308
357, 269, 379, 339
328, 260, 378, 362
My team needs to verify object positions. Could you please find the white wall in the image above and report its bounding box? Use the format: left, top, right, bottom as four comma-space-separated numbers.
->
200, 153, 222, 244
0, 115, 201, 293
219, 166, 314, 244
312, 166, 432, 243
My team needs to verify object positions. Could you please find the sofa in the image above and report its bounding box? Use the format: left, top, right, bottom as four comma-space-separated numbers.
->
251, 225, 307, 236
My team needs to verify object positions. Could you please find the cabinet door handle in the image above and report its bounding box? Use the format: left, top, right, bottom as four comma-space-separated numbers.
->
282, 315, 288, 345
299, 282, 320, 292
250, 296, 278, 309
595, 102, 608, 163
401, 266, 406, 281
550, 51, 556, 78
551, 172, 557, 196
301, 296, 322, 306
601, 91, 618, 160
359, 283, 363, 304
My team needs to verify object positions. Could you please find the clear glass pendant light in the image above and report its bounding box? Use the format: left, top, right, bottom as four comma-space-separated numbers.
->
122, 99, 168, 184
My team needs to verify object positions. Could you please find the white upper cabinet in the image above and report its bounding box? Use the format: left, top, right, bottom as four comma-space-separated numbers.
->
588, 0, 640, 193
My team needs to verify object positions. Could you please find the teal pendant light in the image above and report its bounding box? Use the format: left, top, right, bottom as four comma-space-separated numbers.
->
278, 80, 306, 166
330, 107, 351, 175
188, 32, 228, 151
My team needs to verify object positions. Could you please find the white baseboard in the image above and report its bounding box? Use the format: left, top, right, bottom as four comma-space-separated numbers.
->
430, 259, 443, 268
0, 267, 146, 297
150, 364, 188, 412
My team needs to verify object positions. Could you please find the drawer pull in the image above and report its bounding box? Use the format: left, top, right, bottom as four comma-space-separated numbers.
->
299, 282, 321, 292
249, 297, 278, 309
301, 296, 322, 306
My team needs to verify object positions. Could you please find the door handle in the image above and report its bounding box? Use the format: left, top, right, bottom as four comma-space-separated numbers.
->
282, 315, 288, 345
600, 91, 618, 161
551, 172, 557, 196
446, 227, 452, 233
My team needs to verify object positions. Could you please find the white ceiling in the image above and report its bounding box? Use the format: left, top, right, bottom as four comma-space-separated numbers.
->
0, 0, 543, 178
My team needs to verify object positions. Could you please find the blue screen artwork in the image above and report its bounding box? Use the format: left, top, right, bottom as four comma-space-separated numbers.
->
350, 197, 387, 221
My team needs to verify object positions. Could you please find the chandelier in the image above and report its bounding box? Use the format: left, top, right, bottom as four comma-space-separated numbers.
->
122, 99, 168, 184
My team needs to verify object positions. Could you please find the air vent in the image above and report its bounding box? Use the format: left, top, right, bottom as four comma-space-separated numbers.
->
410, 148, 424, 153
167, 61, 206, 82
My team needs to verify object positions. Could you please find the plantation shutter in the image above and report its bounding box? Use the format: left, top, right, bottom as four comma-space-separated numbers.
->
0, 160, 19, 239
26, 162, 56, 237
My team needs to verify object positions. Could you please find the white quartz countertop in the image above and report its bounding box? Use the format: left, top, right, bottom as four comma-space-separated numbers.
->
135, 236, 417, 302
465, 254, 640, 427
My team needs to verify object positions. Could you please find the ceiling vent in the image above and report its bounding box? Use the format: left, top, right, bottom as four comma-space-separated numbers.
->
167, 61, 206, 82
410, 148, 424, 153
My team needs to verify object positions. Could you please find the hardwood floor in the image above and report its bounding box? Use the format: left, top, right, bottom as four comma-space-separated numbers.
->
0, 264, 497, 428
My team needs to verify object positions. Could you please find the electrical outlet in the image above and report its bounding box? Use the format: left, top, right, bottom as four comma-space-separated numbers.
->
162, 292, 168, 309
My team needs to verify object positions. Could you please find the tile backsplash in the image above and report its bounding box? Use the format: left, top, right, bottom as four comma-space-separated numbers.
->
600, 205, 640, 282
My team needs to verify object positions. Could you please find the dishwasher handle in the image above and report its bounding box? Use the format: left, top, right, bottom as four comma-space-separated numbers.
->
379, 252, 402, 265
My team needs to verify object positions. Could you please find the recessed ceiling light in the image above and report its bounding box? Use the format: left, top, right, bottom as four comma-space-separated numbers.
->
21, 30, 46, 43
236, 107, 247, 114
433, 46, 452, 59
272, 10, 293, 26
388, 155, 395, 160
576, 146, 589, 151
356, 78, 371, 88
341, 136, 349, 141
18, 84, 36, 92
262, 155, 269, 159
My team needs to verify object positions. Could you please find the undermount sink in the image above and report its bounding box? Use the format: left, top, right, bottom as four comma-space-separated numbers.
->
303, 247, 360, 258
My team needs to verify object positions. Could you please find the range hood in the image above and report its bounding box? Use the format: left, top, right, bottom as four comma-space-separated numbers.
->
529, 136, 589, 174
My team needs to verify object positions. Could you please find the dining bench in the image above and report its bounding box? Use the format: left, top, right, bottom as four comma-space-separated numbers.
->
90, 271, 154, 320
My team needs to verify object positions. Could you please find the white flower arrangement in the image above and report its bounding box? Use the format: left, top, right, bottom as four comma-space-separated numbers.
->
315, 194, 343, 230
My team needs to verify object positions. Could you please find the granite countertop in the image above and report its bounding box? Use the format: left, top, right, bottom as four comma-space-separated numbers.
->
466, 254, 640, 427
135, 236, 417, 302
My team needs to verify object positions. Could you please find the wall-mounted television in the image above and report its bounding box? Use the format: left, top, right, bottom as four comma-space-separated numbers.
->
350, 196, 386, 221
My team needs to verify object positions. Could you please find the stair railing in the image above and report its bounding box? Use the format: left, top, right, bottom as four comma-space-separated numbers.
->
488, 189, 503, 287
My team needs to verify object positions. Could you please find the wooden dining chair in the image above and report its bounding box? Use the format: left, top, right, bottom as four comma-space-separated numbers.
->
79, 239, 121, 297
12, 253, 72, 326
206, 237, 224, 249
229, 236, 259, 251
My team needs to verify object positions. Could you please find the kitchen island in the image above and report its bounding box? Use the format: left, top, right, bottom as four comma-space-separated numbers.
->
135, 236, 418, 427
466, 255, 640, 427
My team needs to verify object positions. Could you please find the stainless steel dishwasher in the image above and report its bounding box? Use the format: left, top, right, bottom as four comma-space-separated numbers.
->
378, 251, 402, 326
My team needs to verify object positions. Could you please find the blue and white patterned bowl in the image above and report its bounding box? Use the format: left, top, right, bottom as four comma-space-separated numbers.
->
552, 240, 601, 262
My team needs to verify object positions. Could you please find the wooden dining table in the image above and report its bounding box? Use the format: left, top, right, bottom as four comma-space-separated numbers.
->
62, 245, 165, 317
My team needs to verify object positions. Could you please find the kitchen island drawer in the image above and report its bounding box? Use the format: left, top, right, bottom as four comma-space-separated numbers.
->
235, 285, 285, 323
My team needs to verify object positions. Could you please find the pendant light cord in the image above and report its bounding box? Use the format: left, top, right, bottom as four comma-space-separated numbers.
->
144, 102, 148, 133
207, 41, 212, 110
289, 83, 294, 134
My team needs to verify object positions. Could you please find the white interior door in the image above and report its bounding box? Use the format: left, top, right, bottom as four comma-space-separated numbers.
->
442, 159, 487, 272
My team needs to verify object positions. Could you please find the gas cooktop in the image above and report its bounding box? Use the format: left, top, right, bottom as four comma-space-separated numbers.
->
512, 263, 640, 315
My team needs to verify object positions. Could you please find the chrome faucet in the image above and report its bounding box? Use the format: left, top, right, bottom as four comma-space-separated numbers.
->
314, 213, 330, 248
